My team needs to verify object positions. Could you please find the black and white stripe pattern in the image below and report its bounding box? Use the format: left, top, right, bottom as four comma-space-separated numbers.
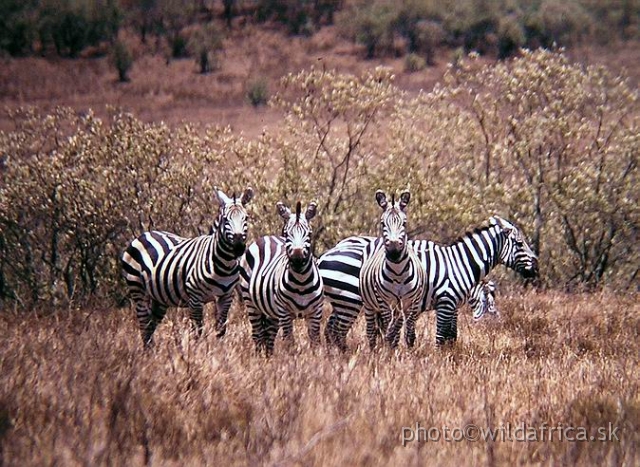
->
121, 187, 253, 346
469, 279, 498, 321
359, 190, 425, 349
320, 216, 538, 349
240, 201, 324, 355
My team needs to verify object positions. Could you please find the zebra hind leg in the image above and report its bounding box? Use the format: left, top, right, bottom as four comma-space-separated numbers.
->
324, 313, 349, 352
141, 300, 167, 347
188, 301, 205, 338
435, 301, 458, 345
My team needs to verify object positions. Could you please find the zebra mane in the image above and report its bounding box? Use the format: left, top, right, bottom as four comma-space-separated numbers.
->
446, 221, 504, 247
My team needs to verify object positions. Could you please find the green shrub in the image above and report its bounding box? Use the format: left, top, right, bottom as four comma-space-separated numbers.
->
246, 78, 270, 107
404, 52, 426, 72
337, 0, 397, 59
110, 40, 133, 82
38, 0, 120, 57
188, 23, 223, 74
497, 15, 525, 59
0, 51, 637, 309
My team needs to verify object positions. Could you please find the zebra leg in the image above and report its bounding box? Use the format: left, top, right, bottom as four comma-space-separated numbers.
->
214, 291, 234, 338
247, 305, 267, 352
307, 307, 323, 347
280, 314, 294, 346
324, 301, 361, 351
435, 297, 458, 345
385, 310, 404, 349
142, 300, 167, 347
188, 301, 205, 338
264, 315, 280, 356
404, 307, 418, 348
364, 307, 379, 350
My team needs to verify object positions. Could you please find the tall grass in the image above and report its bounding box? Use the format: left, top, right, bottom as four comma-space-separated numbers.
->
1, 289, 638, 465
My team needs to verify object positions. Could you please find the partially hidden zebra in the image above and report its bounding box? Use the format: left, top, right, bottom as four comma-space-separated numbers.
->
319, 216, 538, 349
239, 201, 324, 355
121, 186, 253, 346
359, 190, 425, 349
469, 279, 498, 321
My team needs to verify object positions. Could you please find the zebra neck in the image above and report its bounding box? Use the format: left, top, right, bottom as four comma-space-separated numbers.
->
384, 250, 411, 273
206, 232, 240, 275
448, 225, 505, 284
286, 258, 314, 280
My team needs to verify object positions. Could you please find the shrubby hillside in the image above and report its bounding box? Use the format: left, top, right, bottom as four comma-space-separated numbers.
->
0, 49, 637, 309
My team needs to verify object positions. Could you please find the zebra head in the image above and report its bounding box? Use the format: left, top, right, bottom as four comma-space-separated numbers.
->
376, 189, 410, 262
471, 279, 499, 321
277, 200, 317, 271
215, 186, 254, 256
491, 216, 539, 279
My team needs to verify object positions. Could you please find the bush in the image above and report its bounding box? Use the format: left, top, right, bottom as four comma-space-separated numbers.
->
246, 78, 270, 107
188, 23, 223, 74
337, 0, 397, 59
404, 52, 426, 72
0, 51, 637, 309
38, 0, 120, 57
110, 40, 133, 82
0, 108, 273, 307
497, 15, 525, 59
390, 49, 638, 288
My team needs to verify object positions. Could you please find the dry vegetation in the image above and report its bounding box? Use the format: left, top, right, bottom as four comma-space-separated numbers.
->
1, 4, 639, 465
1, 289, 638, 465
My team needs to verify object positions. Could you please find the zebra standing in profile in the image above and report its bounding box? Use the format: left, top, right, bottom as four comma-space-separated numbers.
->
240, 201, 324, 355
360, 190, 425, 349
121, 186, 253, 346
320, 216, 538, 349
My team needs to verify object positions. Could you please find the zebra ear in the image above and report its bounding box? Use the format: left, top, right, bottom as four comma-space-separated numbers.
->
241, 187, 254, 205
276, 202, 291, 221
375, 190, 388, 210
215, 186, 231, 205
399, 190, 411, 211
305, 201, 318, 221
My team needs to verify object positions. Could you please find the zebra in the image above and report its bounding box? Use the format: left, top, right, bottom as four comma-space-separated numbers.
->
469, 279, 498, 321
319, 216, 538, 349
239, 200, 324, 355
121, 186, 253, 346
359, 189, 425, 349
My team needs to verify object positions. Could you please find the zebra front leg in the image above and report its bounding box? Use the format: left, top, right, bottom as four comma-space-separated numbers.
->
280, 313, 295, 347
307, 306, 323, 347
264, 315, 280, 357
404, 306, 419, 348
214, 291, 234, 338
384, 308, 404, 349
364, 307, 380, 350
247, 305, 267, 352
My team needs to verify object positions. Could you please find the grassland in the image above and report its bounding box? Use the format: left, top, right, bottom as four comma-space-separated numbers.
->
1, 288, 638, 466
1, 18, 639, 467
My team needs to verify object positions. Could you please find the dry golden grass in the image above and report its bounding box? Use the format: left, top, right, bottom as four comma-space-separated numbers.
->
1, 289, 638, 466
